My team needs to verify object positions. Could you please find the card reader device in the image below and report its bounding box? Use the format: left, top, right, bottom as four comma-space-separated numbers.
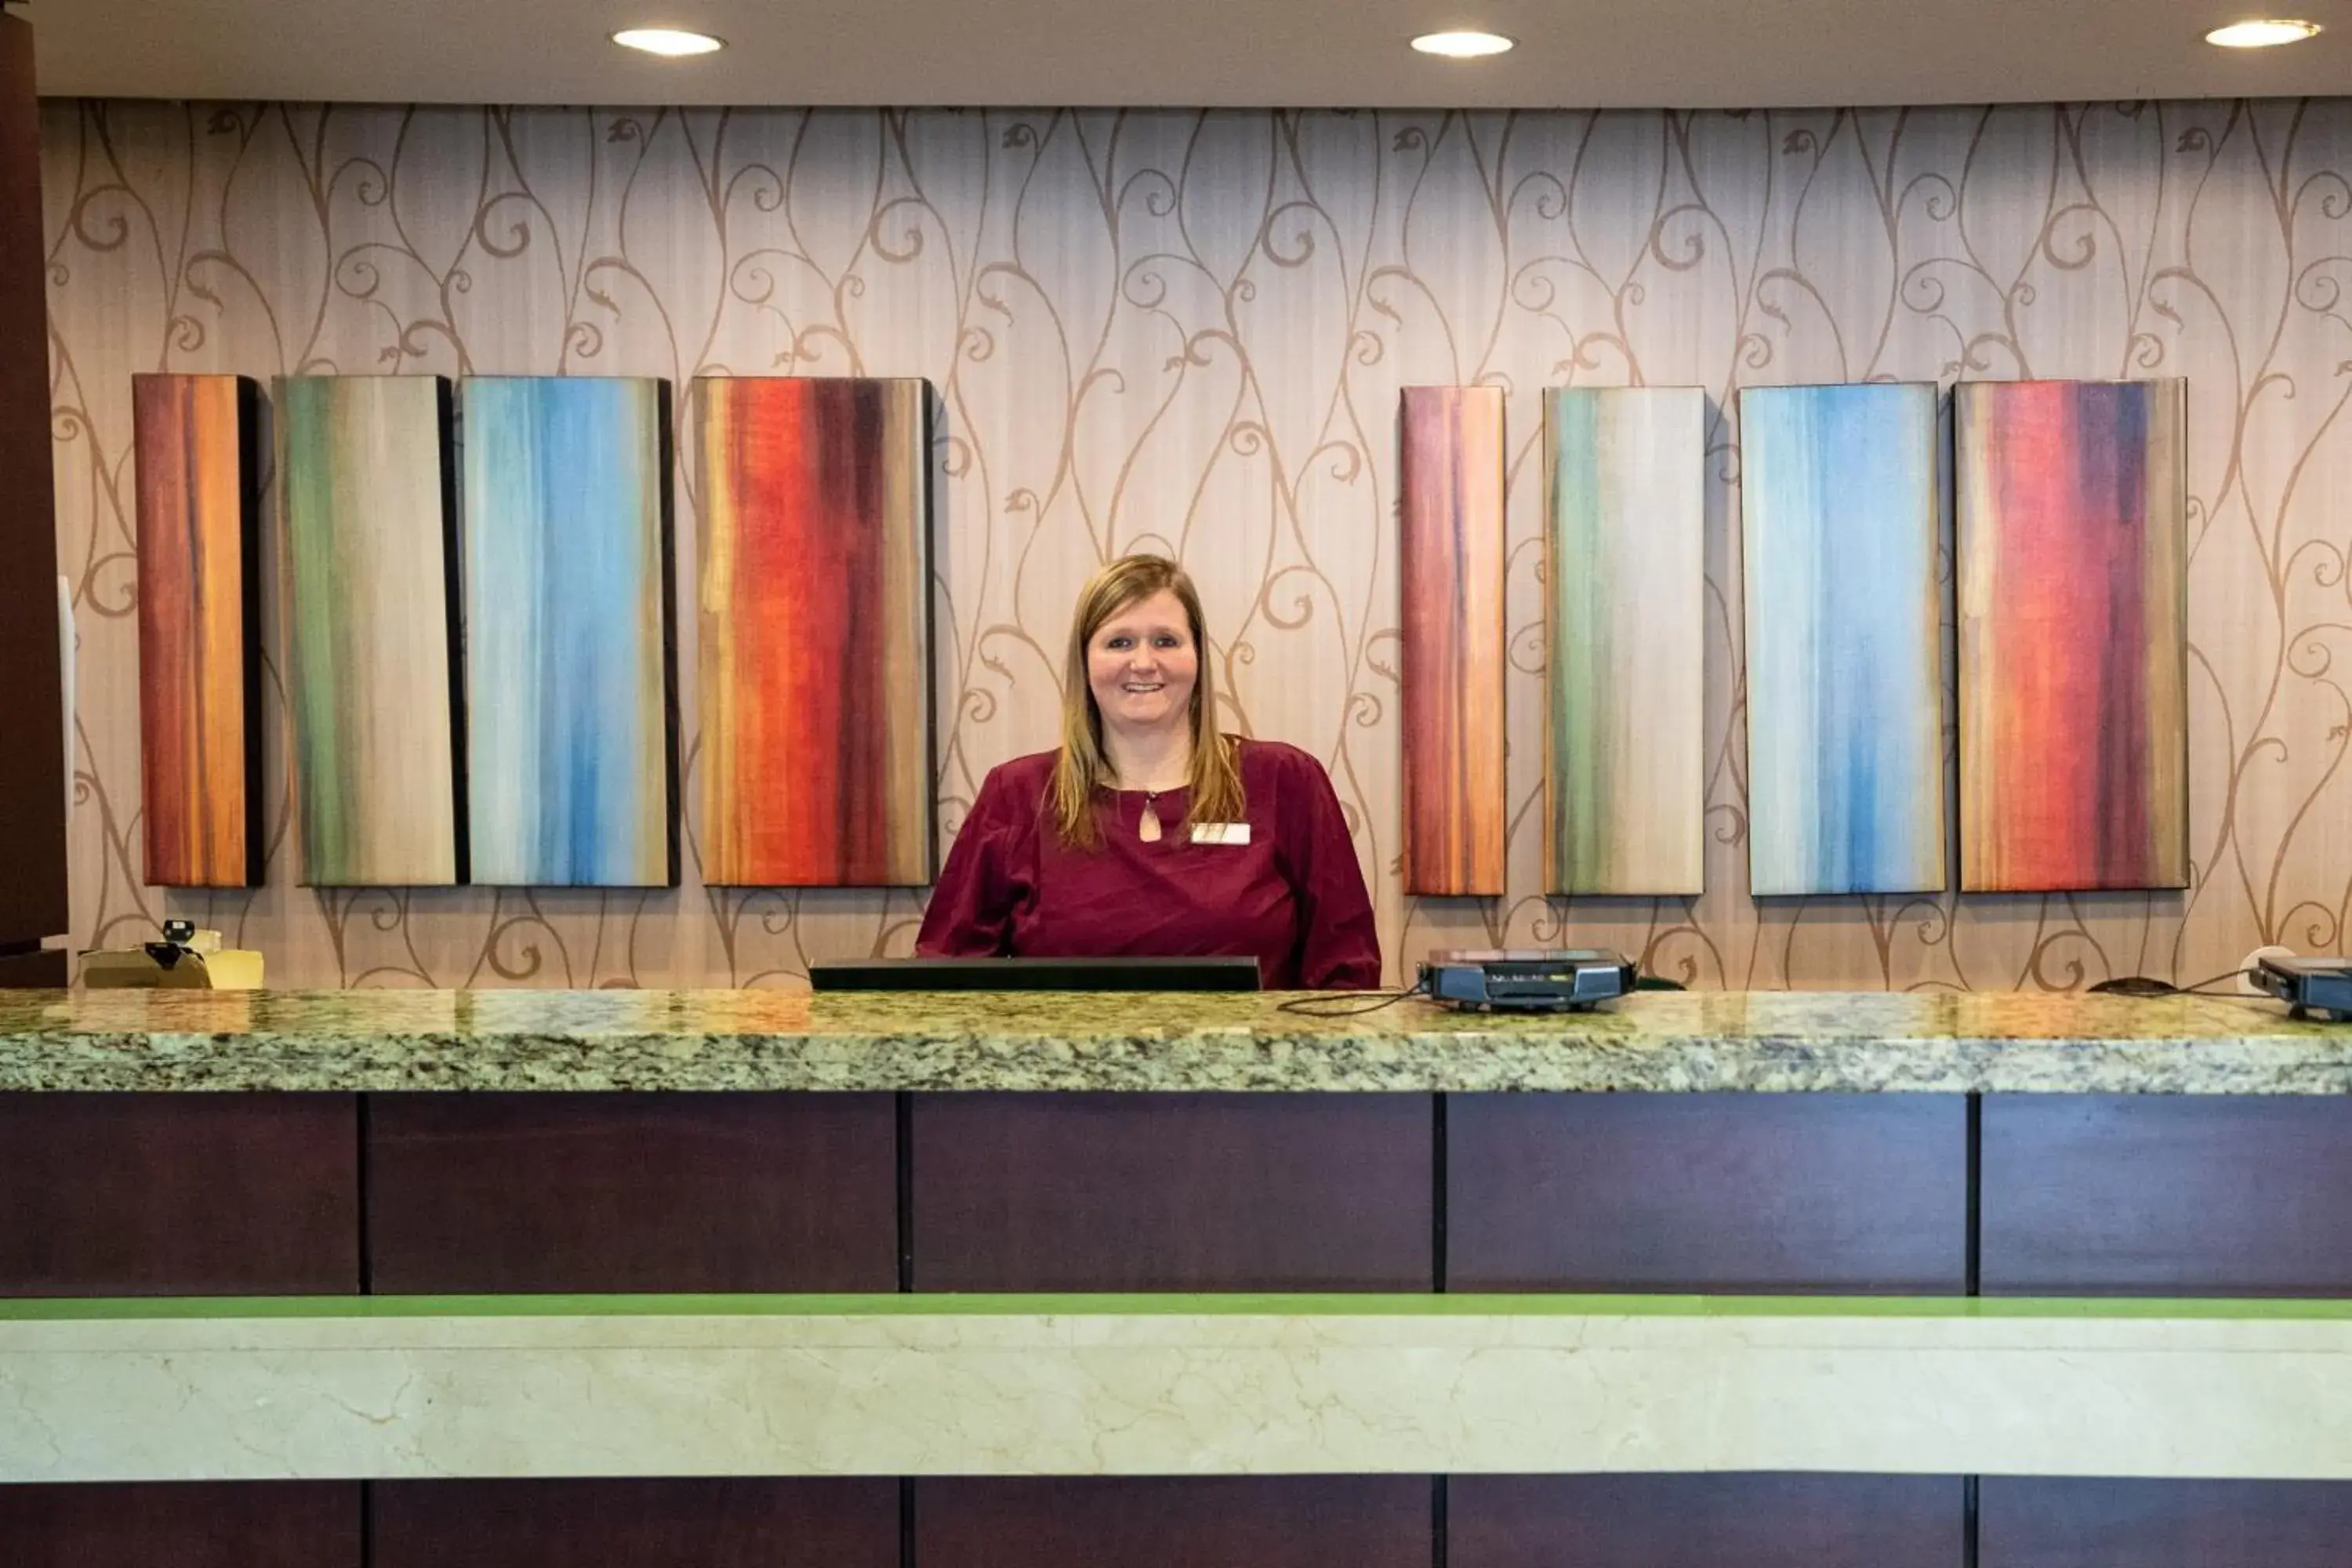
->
1419, 949, 1637, 1012
2250, 956, 2352, 1022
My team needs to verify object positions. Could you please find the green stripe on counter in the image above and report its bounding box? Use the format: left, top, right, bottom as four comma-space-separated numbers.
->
7, 1293, 2352, 1321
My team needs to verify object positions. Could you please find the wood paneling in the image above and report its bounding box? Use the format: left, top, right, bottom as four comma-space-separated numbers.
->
373, 1479, 899, 1568
1980, 1478, 2352, 1568
1448, 1093, 1967, 1292
0, 1093, 358, 1294
911, 1092, 1432, 1291
366, 1092, 897, 1293
0, 14, 65, 947
0, 1483, 360, 1568
1982, 1095, 2352, 1294
1450, 1475, 1965, 1568
917, 1477, 1429, 1568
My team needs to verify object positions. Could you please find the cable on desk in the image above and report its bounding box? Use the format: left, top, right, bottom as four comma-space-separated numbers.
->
1276, 979, 1432, 1016
2088, 967, 2252, 998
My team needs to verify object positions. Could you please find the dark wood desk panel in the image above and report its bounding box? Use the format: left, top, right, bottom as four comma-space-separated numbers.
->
373, 1479, 898, 1568
0, 949, 67, 987
1982, 1095, 2352, 1295
1980, 1478, 2352, 1567
916, 1477, 1428, 1568
0, 13, 67, 952
0, 1093, 358, 1294
1450, 1474, 1964, 1567
1447, 1094, 1968, 1293
911, 1092, 1433, 1291
367, 1092, 897, 1293
0, 1483, 360, 1568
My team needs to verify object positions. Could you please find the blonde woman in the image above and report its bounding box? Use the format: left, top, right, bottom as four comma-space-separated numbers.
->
916, 554, 1379, 989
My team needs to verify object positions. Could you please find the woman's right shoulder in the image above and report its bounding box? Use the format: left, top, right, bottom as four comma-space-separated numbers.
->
970, 749, 1060, 820
982, 750, 1061, 793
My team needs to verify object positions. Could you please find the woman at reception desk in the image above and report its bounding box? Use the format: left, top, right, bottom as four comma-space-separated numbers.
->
916, 554, 1380, 989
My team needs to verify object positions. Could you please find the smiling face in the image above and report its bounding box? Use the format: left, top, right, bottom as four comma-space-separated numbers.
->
1085, 589, 1200, 742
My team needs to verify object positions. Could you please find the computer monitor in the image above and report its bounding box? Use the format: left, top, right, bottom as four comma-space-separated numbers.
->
808, 956, 1262, 992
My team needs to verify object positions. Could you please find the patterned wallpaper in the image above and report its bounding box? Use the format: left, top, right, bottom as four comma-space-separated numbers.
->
39, 100, 2352, 989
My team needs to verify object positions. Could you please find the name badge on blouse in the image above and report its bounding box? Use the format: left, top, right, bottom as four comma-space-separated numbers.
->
1192, 822, 1251, 846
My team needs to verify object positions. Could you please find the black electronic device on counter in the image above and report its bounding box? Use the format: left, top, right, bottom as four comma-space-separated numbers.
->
2250, 956, 2352, 1022
811, 956, 1262, 992
1418, 949, 1637, 1012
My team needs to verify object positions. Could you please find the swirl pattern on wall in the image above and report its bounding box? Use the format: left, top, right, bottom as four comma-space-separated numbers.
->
42, 100, 2352, 989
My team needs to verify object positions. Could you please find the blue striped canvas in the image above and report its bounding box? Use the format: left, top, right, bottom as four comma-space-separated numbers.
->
1739, 383, 1947, 896
461, 377, 675, 886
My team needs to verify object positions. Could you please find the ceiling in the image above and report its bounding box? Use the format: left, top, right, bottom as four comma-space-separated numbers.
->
21, 0, 2352, 107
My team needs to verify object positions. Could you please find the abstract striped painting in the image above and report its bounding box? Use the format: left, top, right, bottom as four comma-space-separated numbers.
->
462, 378, 677, 886
279, 376, 464, 886
1957, 379, 2190, 891
133, 373, 263, 887
697, 377, 934, 886
1399, 385, 1506, 897
1544, 387, 1706, 895
1740, 383, 1947, 896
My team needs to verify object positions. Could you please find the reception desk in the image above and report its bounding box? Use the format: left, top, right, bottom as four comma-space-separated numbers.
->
4, 987, 2352, 1566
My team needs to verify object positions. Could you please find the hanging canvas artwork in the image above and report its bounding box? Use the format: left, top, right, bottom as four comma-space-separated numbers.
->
1740, 383, 1947, 897
1544, 386, 1706, 896
461, 377, 677, 887
279, 376, 464, 886
1399, 385, 1507, 898
696, 376, 934, 887
133, 373, 265, 888
1957, 379, 2190, 892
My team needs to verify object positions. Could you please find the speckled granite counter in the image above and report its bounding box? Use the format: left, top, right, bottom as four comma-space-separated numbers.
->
0, 986, 2343, 1094
10, 984, 2352, 1559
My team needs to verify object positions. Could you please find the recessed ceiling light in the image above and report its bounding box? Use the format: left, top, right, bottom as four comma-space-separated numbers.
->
612, 27, 727, 56
1411, 30, 1516, 57
2204, 17, 2322, 45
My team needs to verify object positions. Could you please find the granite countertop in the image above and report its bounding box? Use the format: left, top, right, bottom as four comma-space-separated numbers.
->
0, 986, 2346, 1094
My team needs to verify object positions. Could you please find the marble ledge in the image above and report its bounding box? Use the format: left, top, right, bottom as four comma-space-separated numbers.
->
0, 986, 2347, 1094
7, 1297, 2352, 1482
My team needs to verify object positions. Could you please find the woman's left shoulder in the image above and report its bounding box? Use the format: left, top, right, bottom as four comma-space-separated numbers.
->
1234, 736, 1329, 784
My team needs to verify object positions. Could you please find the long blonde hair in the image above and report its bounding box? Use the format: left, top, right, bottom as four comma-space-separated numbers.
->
1051, 554, 1244, 848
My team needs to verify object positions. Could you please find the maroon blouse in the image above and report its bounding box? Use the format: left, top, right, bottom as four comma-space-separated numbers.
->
915, 739, 1382, 989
